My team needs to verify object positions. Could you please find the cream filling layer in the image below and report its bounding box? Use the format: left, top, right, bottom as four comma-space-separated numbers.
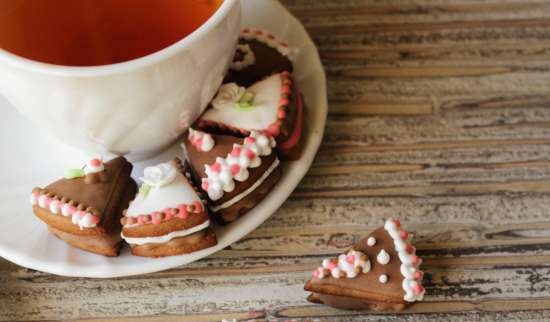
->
210, 158, 280, 212
121, 220, 210, 245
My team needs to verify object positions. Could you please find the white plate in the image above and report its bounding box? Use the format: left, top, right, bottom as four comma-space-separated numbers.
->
0, 0, 327, 278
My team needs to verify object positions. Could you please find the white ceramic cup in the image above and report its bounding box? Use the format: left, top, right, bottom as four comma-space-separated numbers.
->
0, 0, 241, 159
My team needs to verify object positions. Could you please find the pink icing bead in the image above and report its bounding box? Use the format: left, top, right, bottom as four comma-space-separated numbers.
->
346, 254, 355, 264
177, 205, 188, 219
281, 85, 291, 95
126, 217, 136, 225
266, 122, 280, 136
211, 162, 222, 173
90, 215, 100, 224
137, 215, 146, 225
400, 230, 409, 239
201, 179, 209, 191
33, 191, 40, 197
164, 208, 173, 220
411, 255, 420, 265
90, 158, 102, 167
68, 206, 77, 215
151, 212, 162, 224
312, 270, 319, 278
406, 244, 415, 254
230, 164, 241, 175
277, 110, 286, 119
193, 201, 204, 213
326, 261, 337, 270
393, 219, 401, 227
245, 149, 256, 159
281, 70, 290, 77
278, 97, 289, 107
231, 146, 242, 157
244, 137, 256, 144
414, 270, 424, 280
413, 284, 424, 294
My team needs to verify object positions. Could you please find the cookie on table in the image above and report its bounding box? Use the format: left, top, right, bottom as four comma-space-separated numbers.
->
30, 157, 137, 257
304, 218, 426, 311
182, 129, 281, 224
197, 71, 305, 160
121, 158, 216, 258
225, 27, 294, 87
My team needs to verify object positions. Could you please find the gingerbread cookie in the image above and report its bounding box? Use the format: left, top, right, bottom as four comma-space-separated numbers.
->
224, 27, 294, 87
197, 72, 305, 160
121, 158, 217, 258
304, 219, 426, 311
182, 129, 281, 223
31, 157, 137, 257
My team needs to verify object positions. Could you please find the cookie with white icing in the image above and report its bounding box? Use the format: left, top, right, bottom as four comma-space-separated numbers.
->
304, 219, 426, 311
197, 72, 305, 160
121, 158, 216, 257
30, 157, 137, 257
182, 129, 282, 223
224, 27, 294, 87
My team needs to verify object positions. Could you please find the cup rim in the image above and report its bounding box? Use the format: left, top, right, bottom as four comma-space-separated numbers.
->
0, 0, 238, 77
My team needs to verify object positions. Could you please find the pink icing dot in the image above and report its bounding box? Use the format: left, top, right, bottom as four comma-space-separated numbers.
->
411, 255, 420, 265
195, 137, 203, 149
281, 85, 291, 95
400, 230, 409, 239
193, 201, 204, 213
68, 206, 77, 215
406, 244, 415, 254
393, 219, 401, 227
126, 217, 136, 225
164, 208, 173, 220
231, 146, 242, 157
90, 215, 100, 224
346, 255, 355, 264
211, 162, 222, 173
201, 179, 209, 191
312, 270, 319, 278
90, 158, 101, 167
244, 137, 256, 144
245, 149, 256, 159
281, 70, 290, 77
266, 123, 280, 136
326, 261, 337, 270
230, 164, 241, 175
33, 191, 40, 197
178, 205, 189, 219
137, 215, 146, 225
279, 97, 289, 107
151, 212, 162, 224
413, 284, 424, 294
414, 270, 424, 280
45, 197, 52, 207
277, 110, 286, 119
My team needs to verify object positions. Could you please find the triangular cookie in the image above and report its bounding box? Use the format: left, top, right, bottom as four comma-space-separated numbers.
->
304, 219, 426, 311
31, 157, 137, 256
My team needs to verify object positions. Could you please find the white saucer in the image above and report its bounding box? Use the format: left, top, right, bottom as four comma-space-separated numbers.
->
0, 0, 327, 278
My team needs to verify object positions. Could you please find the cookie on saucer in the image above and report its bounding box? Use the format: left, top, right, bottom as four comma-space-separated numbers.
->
121, 158, 216, 258
304, 219, 426, 311
31, 157, 137, 257
224, 27, 294, 87
197, 71, 305, 160
183, 129, 281, 223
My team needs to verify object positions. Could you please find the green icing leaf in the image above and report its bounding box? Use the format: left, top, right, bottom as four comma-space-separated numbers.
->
234, 90, 255, 110
64, 168, 85, 179
139, 184, 152, 198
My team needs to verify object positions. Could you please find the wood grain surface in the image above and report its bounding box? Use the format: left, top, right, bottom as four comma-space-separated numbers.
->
2, 0, 550, 321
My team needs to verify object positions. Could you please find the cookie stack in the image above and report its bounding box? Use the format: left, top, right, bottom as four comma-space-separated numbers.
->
30, 27, 305, 258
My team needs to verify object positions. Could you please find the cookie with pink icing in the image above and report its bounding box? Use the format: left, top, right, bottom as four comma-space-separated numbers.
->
182, 129, 282, 223
224, 27, 295, 87
30, 157, 137, 257
120, 158, 216, 258
197, 71, 305, 160
305, 219, 426, 311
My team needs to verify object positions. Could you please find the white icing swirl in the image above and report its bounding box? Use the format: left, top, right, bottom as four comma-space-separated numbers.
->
230, 43, 256, 71
140, 162, 177, 189
379, 274, 388, 284
202, 131, 276, 201
384, 219, 425, 302
313, 249, 371, 280
212, 83, 246, 110
188, 128, 214, 152
377, 249, 390, 265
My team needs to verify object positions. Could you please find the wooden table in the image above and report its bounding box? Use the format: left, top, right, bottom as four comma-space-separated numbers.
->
2, 0, 550, 321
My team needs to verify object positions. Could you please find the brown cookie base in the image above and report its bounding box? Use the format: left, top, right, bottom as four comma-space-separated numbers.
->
129, 228, 217, 258
212, 166, 282, 224
307, 292, 408, 311
48, 226, 122, 257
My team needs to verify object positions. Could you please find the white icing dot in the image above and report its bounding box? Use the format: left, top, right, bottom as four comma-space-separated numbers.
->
379, 274, 388, 283
377, 249, 390, 265
367, 236, 376, 246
